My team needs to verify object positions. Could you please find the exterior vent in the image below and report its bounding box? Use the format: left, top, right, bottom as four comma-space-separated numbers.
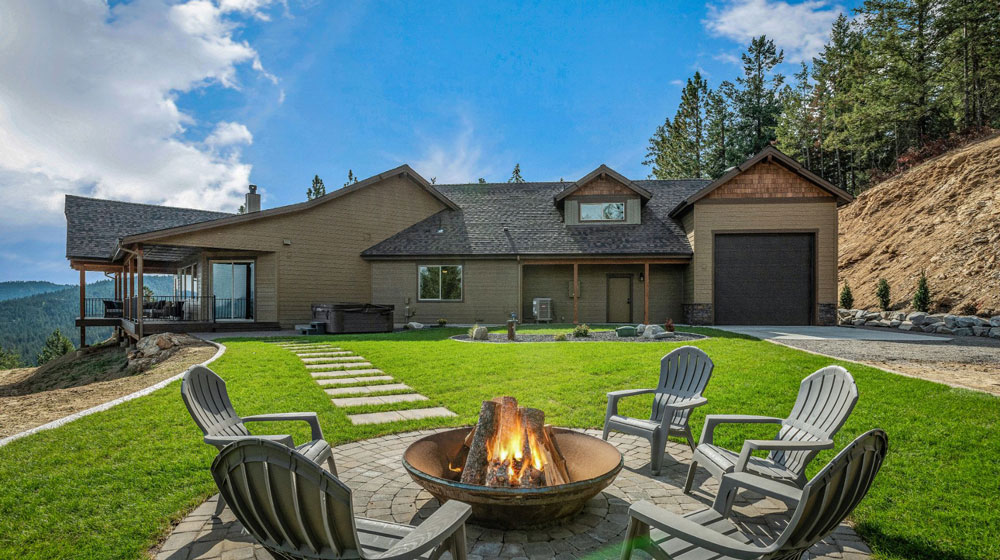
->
532, 298, 553, 323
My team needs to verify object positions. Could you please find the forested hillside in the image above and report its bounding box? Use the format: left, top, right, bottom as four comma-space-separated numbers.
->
645, 0, 1000, 195
0, 277, 174, 366
0, 281, 69, 302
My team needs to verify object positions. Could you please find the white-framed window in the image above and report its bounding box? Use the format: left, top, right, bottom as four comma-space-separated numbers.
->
418, 265, 463, 301
580, 201, 626, 222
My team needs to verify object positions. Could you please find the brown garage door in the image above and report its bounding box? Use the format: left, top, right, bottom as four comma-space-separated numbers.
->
713, 233, 814, 325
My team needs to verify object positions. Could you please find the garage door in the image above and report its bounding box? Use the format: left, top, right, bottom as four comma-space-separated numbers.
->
713, 233, 814, 325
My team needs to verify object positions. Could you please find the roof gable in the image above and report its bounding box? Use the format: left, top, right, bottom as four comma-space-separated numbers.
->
554, 165, 653, 205
668, 146, 853, 217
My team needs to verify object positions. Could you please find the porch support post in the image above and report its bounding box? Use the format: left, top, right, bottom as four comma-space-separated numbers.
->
79, 268, 87, 348
573, 263, 579, 325
137, 245, 144, 339
643, 262, 650, 324
128, 257, 134, 321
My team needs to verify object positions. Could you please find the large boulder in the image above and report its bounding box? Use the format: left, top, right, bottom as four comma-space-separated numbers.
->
864, 311, 882, 321
943, 314, 958, 328
906, 312, 927, 326
471, 326, 488, 340
893, 312, 907, 321
990, 327, 1000, 339
956, 316, 978, 328
991, 316, 1000, 327
865, 320, 890, 327
936, 325, 955, 335
922, 322, 943, 333
406, 322, 424, 330
973, 326, 990, 337
953, 327, 973, 337
652, 331, 676, 339
635, 324, 647, 335
898, 321, 914, 331
642, 325, 665, 338
889, 319, 902, 328
926, 314, 946, 324
853, 318, 867, 326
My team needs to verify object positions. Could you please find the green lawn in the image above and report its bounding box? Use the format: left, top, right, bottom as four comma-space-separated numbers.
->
0, 325, 997, 559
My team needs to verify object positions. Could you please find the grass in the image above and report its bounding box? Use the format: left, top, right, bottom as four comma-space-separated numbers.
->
0, 326, 997, 559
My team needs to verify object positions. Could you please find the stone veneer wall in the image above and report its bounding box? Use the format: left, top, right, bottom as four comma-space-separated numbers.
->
684, 303, 713, 325
817, 303, 837, 326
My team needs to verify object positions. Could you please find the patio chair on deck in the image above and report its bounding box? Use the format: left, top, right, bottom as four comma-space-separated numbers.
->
684, 365, 858, 494
212, 438, 472, 560
620, 429, 887, 560
602, 346, 714, 474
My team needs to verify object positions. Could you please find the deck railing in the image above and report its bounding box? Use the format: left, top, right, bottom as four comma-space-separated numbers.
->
83, 296, 220, 322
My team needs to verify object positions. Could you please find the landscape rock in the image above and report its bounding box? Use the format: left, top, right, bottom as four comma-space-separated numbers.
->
652, 331, 675, 339
953, 327, 973, 337
944, 314, 958, 328
893, 312, 907, 321
898, 322, 914, 331
126, 333, 191, 374
991, 316, 1000, 327
642, 325, 665, 338
889, 319, 902, 327
973, 326, 990, 337
406, 322, 424, 330
922, 322, 943, 333
926, 314, 946, 324
906, 312, 927, 326
471, 326, 488, 340
635, 324, 647, 334
990, 327, 1000, 339
866, 320, 890, 327
864, 312, 882, 321
936, 325, 955, 334
853, 319, 867, 326
956, 316, 978, 328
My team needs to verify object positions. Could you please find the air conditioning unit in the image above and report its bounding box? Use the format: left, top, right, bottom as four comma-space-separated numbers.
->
533, 298, 553, 323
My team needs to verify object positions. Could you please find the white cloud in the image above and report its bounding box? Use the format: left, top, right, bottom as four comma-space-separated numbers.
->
670, 79, 684, 86
411, 119, 493, 184
705, 0, 844, 62
0, 0, 279, 231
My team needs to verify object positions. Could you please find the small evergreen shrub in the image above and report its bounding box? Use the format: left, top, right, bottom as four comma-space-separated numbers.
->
572, 324, 590, 337
554, 333, 567, 341
911, 273, 930, 313
839, 282, 854, 309
664, 318, 675, 332
959, 302, 978, 316
37, 329, 75, 365
437, 318, 447, 327
875, 279, 891, 311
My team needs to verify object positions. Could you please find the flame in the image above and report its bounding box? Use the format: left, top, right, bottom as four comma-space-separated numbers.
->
486, 409, 546, 485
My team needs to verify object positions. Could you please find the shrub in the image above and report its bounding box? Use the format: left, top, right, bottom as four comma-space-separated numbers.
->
554, 333, 567, 341
572, 324, 590, 337
37, 329, 75, 365
437, 318, 447, 327
839, 282, 854, 309
875, 279, 891, 311
0, 345, 22, 369
959, 302, 979, 316
912, 273, 930, 313
664, 318, 675, 332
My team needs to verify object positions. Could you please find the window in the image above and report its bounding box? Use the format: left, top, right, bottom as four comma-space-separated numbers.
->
580, 201, 625, 222
418, 265, 463, 301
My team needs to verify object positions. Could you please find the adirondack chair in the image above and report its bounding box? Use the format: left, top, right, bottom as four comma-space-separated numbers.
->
602, 346, 714, 475
212, 438, 472, 560
684, 365, 857, 495
181, 365, 336, 474
620, 429, 888, 560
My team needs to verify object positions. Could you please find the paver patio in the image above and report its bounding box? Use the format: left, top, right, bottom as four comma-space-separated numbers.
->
154, 430, 870, 560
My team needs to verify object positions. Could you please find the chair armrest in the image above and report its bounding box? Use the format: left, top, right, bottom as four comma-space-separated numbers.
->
658, 396, 709, 431
606, 388, 656, 417
204, 434, 293, 449
734, 439, 834, 472
242, 412, 325, 441
699, 415, 783, 446
628, 501, 764, 559
713, 471, 804, 515
373, 500, 472, 560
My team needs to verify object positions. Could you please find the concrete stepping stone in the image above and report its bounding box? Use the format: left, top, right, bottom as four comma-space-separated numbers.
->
305, 362, 373, 371
301, 356, 365, 363
347, 407, 456, 425
332, 394, 428, 408
316, 376, 394, 386
311, 369, 384, 378
324, 383, 412, 396
295, 351, 352, 357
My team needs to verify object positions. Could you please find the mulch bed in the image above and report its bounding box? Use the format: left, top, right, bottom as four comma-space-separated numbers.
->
451, 330, 706, 344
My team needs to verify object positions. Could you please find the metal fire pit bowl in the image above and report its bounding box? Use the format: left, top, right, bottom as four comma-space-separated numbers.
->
402, 427, 624, 529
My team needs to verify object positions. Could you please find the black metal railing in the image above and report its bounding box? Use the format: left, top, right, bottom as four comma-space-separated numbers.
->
214, 297, 254, 321
83, 296, 220, 322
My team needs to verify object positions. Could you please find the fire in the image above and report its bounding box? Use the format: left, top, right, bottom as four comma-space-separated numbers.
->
488, 413, 546, 485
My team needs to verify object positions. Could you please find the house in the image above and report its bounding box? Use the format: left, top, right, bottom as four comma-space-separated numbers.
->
65, 147, 852, 343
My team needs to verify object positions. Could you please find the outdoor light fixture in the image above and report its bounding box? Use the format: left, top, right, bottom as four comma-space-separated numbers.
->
639, 272, 645, 282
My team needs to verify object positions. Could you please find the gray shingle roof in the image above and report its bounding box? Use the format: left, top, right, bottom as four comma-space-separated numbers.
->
362, 179, 709, 258
65, 195, 231, 260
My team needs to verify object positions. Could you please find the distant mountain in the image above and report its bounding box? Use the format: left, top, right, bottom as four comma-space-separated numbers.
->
0, 276, 175, 366
0, 281, 70, 302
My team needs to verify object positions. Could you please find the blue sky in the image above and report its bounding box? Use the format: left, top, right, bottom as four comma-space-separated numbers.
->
0, 0, 858, 284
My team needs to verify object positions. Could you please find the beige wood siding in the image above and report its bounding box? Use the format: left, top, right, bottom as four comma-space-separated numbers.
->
681, 211, 695, 303
522, 264, 683, 324
149, 175, 447, 327
370, 260, 519, 324
689, 201, 838, 309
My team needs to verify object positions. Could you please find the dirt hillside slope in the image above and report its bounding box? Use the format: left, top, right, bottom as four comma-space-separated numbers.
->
839, 134, 1000, 315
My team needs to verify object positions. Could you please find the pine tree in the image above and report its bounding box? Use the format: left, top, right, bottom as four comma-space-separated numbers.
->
704, 85, 736, 177
776, 63, 815, 168
645, 72, 711, 178
840, 282, 855, 310
508, 164, 525, 183
237, 204, 246, 214
37, 329, 75, 365
344, 170, 358, 187
0, 345, 22, 369
912, 272, 931, 312
644, 117, 672, 178
478, 178, 486, 184
306, 175, 326, 200
731, 36, 786, 158
876, 278, 891, 311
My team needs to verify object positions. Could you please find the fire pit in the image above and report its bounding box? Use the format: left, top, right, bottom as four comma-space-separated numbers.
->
402, 397, 624, 528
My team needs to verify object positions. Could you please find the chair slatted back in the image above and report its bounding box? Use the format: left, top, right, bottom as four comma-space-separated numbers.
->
212, 438, 360, 559
770, 366, 857, 475
765, 429, 888, 560
181, 366, 251, 442
651, 347, 714, 426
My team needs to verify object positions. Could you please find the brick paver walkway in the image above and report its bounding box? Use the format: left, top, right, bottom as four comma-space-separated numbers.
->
273, 341, 456, 425
155, 430, 872, 560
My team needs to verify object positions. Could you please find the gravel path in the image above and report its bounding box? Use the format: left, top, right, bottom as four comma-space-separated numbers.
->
452, 330, 706, 343
778, 333, 1000, 395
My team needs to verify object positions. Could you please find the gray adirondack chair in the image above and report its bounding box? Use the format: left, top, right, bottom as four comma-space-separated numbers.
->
620, 428, 887, 560
181, 365, 336, 473
603, 346, 714, 474
684, 365, 857, 494
212, 438, 472, 560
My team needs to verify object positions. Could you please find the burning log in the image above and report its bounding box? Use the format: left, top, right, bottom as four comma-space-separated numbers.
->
460, 400, 501, 485
543, 425, 571, 485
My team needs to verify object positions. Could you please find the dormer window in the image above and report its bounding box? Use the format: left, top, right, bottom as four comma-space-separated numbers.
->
580, 201, 626, 222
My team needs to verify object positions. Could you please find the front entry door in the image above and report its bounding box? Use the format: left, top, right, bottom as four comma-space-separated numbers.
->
212, 261, 254, 321
607, 275, 633, 323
